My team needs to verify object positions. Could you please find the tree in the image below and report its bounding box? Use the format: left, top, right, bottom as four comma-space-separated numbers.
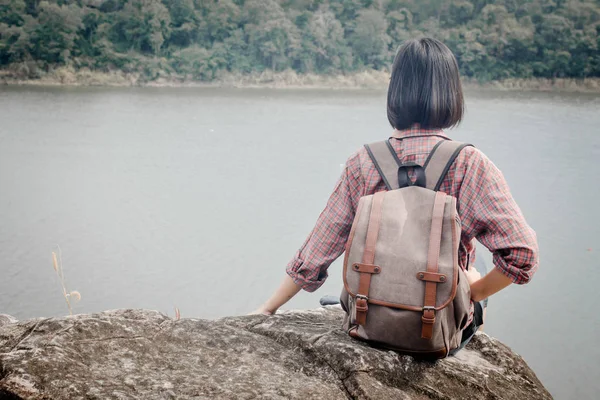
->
446, 1, 474, 26
1, 0, 599, 82
0, 0, 27, 26
301, 6, 351, 72
112, 0, 171, 55
166, 0, 198, 47
202, 0, 240, 44
348, 8, 390, 69
243, 0, 300, 71
27, 1, 82, 64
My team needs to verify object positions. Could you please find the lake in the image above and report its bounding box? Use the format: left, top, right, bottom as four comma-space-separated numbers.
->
0, 86, 598, 399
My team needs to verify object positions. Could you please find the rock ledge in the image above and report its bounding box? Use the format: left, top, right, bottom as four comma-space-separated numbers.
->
0, 308, 551, 399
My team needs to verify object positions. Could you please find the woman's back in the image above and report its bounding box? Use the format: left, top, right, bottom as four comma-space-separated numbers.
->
254, 38, 538, 359
344, 128, 538, 282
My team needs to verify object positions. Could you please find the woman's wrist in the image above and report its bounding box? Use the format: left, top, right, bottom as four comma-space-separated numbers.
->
470, 268, 513, 302
262, 302, 278, 315
469, 283, 484, 302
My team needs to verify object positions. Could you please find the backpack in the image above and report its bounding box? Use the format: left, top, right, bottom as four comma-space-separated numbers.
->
340, 138, 474, 359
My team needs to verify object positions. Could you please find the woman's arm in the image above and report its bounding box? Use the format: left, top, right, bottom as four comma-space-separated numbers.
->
251, 275, 302, 315
251, 153, 363, 314
458, 148, 539, 291
464, 267, 512, 302
469, 268, 513, 302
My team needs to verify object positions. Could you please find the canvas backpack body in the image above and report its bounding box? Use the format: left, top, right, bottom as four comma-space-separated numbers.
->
340, 139, 473, 359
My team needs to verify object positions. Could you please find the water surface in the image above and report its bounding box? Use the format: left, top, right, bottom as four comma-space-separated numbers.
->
0, 86, 598, 399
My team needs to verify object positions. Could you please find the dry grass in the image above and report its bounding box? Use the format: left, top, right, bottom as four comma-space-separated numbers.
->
52, 246, 81, 315
1, 65, 139, 87
46, 66, 138, 86
1, 67, 390, 89
48, 243, 187, 320
463, 77, 600, 93
211, 69, 390, 89
2, 65, 599, 92
50, 246, 181, 319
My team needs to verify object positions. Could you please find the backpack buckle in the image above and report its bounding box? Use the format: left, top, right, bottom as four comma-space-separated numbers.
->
355, 295, 369, 326
422, 306, 435, 319
355, 295, 369, 312
422, 307, 436, 324
421, 307, 436, 339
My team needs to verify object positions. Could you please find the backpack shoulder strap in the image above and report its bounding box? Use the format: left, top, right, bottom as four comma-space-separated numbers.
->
424, 141, 474, 191
364, 140, 401, 190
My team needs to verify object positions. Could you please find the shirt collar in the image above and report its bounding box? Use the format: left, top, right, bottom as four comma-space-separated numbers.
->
391, 126, 449, 140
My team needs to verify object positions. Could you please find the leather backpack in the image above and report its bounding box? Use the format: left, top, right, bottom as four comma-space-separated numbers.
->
340, 139, 473, 358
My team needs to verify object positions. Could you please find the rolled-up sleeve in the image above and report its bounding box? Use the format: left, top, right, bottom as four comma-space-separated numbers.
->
286, 153, 363, 292
458, 148, 539, 284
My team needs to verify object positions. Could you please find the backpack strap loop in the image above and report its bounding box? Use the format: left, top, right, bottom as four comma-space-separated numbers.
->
385, 140, 426, 188
365, 140, 427, 190
366, 139, 472, 192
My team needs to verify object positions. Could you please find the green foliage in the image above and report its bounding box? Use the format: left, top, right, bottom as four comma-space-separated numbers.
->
111, 0, 171, 55
348, 9, 390, 69
0, 0, 598, 81
165, 0, 198, 47
26, 1, 82, 64
0, 0, 26, 26
300, 6, 352, 72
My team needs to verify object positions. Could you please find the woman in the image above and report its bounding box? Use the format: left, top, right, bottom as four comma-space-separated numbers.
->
253, 38, 538, 349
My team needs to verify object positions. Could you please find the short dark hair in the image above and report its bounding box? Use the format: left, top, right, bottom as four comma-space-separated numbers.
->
387, 38, 464, 131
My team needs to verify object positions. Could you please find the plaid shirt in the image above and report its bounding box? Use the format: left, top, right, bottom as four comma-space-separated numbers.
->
286, 128, 539, 293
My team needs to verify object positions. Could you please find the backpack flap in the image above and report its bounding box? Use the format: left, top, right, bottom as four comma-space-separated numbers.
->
342, 187, 460, 314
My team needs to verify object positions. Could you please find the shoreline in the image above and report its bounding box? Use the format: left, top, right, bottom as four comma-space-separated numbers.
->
2, 67, 599, 93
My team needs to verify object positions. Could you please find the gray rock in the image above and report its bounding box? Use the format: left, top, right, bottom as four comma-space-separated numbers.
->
0, 307, 551, 399
0, 315, 17, 328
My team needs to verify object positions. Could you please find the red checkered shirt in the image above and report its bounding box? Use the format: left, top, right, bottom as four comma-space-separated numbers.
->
286, 128, 539, 294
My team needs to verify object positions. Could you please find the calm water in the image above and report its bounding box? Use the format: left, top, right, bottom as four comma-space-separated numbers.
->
0, 86, 598, 399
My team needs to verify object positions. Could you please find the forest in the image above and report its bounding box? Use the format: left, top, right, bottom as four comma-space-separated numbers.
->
0, 0, 599, 83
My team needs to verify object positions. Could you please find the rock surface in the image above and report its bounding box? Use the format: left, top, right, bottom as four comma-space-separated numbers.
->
0, 315, 17, 328
0, 307, 551, 399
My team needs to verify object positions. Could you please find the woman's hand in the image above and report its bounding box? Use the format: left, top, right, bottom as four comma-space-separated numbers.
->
249, 305, 275, 316
464, 267, 482, 286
